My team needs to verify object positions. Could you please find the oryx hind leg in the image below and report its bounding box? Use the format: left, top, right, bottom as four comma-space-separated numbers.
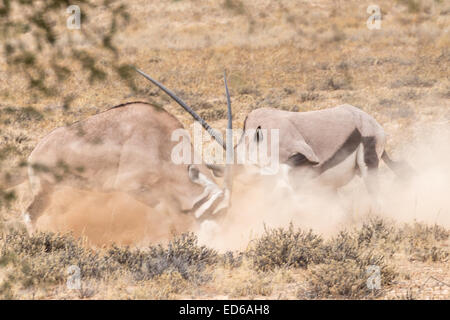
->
23, 167, 53, 233
357, 137, 380, 195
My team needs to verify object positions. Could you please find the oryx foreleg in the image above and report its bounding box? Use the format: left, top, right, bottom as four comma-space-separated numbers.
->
357, 138, 382, 210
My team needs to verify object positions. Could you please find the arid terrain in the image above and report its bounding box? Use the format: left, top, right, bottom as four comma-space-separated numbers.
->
0, 0, 449, 299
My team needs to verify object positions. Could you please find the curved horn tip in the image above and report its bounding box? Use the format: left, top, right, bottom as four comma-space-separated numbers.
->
135, 67, 226, 150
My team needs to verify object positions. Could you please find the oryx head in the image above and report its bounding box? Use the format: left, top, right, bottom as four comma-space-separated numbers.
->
135, 68, 234, 220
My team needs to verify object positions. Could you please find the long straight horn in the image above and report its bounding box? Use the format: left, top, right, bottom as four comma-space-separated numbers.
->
224, 71, 233, 198
135, 67, 226, 150
224, 71, 233, 163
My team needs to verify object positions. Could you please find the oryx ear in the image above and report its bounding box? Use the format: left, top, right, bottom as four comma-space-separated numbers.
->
286, 141, 320, 167
254, 126, 263, 143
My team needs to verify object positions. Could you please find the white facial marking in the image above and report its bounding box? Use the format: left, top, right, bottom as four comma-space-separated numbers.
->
194, 187, 223, 219
190, 170, 225, 219
212, 188, 230, 216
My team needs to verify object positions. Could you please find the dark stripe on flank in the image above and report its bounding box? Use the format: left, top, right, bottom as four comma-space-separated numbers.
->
318, 128, 362, 174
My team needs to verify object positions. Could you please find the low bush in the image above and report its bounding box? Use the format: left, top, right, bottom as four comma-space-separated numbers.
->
107, 232, 217, 283
247, 223, 325, 271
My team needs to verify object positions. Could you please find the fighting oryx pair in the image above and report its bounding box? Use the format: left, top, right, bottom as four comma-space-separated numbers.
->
21, 68, 407, 233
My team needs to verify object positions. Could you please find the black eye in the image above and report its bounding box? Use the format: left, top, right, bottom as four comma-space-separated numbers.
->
255, 126, 263, 143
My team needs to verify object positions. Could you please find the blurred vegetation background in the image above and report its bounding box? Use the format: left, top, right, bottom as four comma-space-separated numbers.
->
0, 0, 131, 207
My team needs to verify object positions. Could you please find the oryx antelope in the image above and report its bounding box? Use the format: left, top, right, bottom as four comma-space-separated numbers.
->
239, 105, 401, 195
21, 75, 234, 232
136, 70, 411, 200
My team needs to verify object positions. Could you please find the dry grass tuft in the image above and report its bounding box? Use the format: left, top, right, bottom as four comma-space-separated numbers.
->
305, 218, 449, 299
223, 0, 246, 15
107, 232, 218, 282
230, 274, 273, 298
0, 231, 114, 289
247, 223, 325, 271
0, 217, 448, 299
397, 0, 422, 13
0, 231, 217, 298
398, 222, 449, 262
307, 226, 397, 299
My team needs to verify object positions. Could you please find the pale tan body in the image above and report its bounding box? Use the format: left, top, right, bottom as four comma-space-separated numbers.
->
241, 104, 387, 192
25, 102, 224, 229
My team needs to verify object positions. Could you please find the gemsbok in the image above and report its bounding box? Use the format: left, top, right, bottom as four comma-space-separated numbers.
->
136, 69, 412, 202
21, 72, 234, 233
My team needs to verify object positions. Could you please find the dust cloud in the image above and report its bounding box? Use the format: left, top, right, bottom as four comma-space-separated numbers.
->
198, 123, 450, 251
36, 187, 195, 247
377, 123, 450, 227
34, 124, 449, 251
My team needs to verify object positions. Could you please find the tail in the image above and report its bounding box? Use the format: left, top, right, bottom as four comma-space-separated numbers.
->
381, 151, 415, 180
